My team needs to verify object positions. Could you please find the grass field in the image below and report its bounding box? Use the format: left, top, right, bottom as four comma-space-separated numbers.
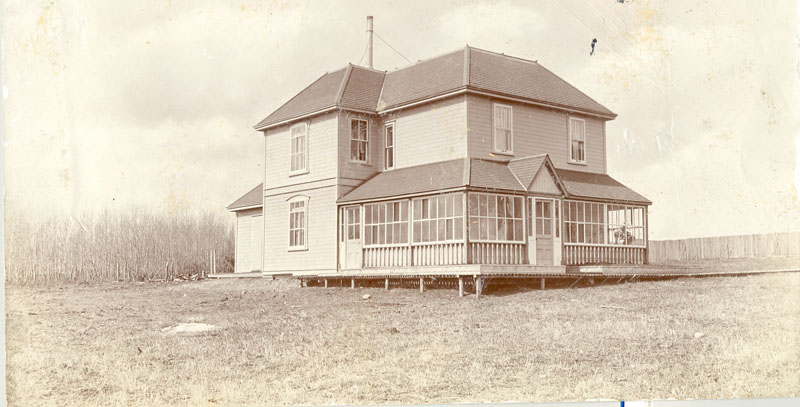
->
5, 271, 800, 406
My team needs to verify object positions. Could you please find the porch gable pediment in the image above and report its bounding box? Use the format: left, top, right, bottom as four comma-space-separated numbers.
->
508, 154, 566, 196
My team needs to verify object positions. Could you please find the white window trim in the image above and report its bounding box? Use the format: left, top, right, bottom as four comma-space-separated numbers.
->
562, 200, 647, 248
383, 122, 395, 170
289, 122, 309, 176
568, 117, 587, 165
287, 195, 309, 251
467, 192, 525, 244
411, 193, 466, 245
492, 103, 514, 155
349, 118, 370, 164
364, 199, 409, 247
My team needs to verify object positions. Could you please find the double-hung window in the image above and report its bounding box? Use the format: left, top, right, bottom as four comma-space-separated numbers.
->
493, 103, 513, 154
289, 123, 308, 174
384, 123, 395, 170
288, 196, 308, 250
569, 117, 586, 164
350, 119, 369, 163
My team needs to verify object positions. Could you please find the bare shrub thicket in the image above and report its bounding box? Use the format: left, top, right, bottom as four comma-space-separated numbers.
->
5, 209, 234, 284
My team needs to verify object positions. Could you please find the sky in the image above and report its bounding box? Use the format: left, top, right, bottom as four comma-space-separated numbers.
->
2, 0, 799, 239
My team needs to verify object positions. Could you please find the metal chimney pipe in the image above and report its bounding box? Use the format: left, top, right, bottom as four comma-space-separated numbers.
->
366, 16, 374, 69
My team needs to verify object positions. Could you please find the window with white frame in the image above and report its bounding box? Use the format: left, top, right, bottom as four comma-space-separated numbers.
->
350, 119, 369, 163
569, 117, 586, 163
365, 200, 408, 246
345, 206, 360, 240
384, 123, 395, 170
493, 103, 513, 154
412, 193, 464, 243
564, 201, 604, 244
607, 204, 645, 246
468, 193, 524, 242
288, 196, 309, 250
289, 123, 308, 173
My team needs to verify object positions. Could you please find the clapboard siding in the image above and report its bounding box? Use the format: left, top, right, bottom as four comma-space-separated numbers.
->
262, 185, 338, 273
264, 112, 338, 190
531, 167, 561, 194
337, 111, 382, 198
466, 95, 606, 173
383, 95, 468, 169
234, 208, 261, 273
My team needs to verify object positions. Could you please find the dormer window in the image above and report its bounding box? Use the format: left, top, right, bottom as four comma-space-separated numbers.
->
569, 117, 586, 164
350, 119, 369, 163
290, 123, 308, 174
493, 103, 513, 154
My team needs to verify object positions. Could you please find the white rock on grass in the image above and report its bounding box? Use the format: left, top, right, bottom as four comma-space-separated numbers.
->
362, 294, 371, 300
161, 323, 221, 334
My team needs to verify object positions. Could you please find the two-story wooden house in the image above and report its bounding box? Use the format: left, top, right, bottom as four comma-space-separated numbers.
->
228, 46, 651, 276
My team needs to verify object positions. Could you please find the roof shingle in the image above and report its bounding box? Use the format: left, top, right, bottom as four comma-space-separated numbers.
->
338, 159, 467, 203
555, 169, 651, 204
254, 46, 616, 129
227, 183, 263, 211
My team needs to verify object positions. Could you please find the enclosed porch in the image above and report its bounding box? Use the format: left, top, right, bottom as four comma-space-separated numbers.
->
336, 156, 651, 270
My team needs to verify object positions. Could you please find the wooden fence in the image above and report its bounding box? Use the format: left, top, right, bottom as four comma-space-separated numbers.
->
648, 232, 800, 263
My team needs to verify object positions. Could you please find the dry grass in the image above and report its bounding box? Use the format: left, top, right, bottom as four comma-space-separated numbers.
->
6, 272, 800, 406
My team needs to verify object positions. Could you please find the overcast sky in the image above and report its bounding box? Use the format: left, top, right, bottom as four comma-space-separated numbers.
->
2, 0, 799, 239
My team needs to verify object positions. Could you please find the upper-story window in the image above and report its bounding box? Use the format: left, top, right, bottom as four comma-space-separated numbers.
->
493, 103, 513, 154
569, 117, 586, 164
290, 123, 308, 174
350, 119, 369, 163
384, 123, 395, 170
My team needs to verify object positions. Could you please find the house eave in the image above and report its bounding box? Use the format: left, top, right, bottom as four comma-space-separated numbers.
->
376, 87, 616, 119
227, 204, 263, 212
254, 105, 338, 131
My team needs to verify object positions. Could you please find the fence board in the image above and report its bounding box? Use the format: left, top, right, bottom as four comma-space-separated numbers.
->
649, 232, 800, 262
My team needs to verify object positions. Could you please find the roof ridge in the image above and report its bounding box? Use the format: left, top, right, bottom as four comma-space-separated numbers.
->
334, 64, 354, 105
349, 64, 387, 74
462, 45, 471, 87
384, 46, 467, 73
468, 46, 538, 65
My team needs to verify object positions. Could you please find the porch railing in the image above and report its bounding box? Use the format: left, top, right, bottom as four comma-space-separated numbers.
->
564, 244, 646, 265
469, 242, 526, 265
363, 243, 466, 268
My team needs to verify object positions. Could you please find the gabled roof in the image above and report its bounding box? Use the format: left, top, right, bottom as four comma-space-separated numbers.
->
508, 154, 547, 189
507, 154, 566, 193
255, 46, 616, 130
555, 169, 651, 205
227, 183, 263, 211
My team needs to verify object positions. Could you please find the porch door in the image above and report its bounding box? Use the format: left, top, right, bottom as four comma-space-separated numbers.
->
343, 206, 362, 269
534, 198, 554, 266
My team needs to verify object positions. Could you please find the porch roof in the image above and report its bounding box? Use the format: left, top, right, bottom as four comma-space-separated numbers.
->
337, 158, 525, 203
555, 169, 651, 205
